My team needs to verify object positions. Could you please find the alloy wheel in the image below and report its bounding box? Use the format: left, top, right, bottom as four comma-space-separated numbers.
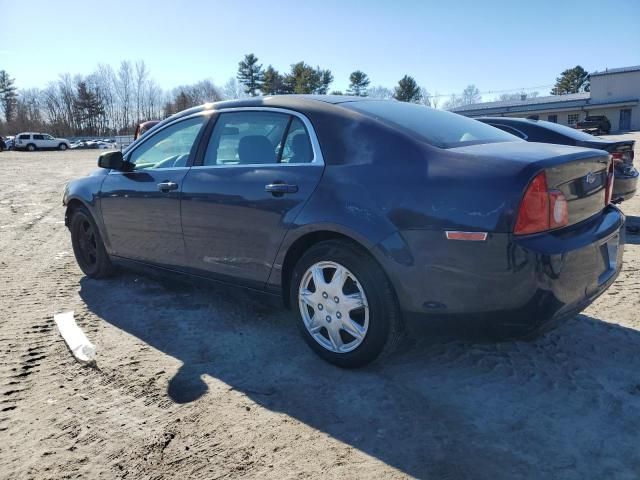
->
298, 261, 370, 353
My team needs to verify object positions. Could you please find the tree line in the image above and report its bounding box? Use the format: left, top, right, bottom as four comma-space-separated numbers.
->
0, 56, 591, 137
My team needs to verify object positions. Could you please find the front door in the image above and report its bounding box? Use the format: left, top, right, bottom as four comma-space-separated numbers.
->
99, 114, 209, 266
180, 109, 324, 288
620, 109, 631, 131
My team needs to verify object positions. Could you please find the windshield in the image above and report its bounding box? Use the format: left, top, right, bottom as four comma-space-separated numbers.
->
344, 100, 520, 149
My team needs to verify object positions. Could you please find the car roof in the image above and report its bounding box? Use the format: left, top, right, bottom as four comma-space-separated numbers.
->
169, 94, 377, 120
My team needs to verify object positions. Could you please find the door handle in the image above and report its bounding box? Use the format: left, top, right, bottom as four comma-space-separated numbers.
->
157, 181, 178, 192
265, 183, 298, 194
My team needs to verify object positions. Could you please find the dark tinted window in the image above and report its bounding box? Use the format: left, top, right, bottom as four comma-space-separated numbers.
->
488, 123, 527, 139
345, 101, 519, 148
18, 134, 30, 140
529, 119, 605, 141
203, 111, 290, 166
33, 134, 44, 140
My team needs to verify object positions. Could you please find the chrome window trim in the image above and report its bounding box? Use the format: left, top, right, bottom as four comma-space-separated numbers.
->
194, 106, 325, 168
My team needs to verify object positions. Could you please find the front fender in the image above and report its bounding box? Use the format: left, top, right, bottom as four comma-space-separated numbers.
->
63, 170, 109, 247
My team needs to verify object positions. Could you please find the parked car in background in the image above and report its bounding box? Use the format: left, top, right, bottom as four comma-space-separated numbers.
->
0, 137, 6, 152
70, 140, 100, 150
477, 117, 637, 202
63, 96, 624, 367
5, 136, 14, 150
576, 115, 612, 135
133, 120, 160, 140
14, 132, 71, 151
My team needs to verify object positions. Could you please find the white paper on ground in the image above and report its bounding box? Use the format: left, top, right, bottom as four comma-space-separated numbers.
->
54, 311, 96, 362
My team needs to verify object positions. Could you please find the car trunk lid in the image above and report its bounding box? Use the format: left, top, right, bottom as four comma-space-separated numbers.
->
449, 141, 610, 230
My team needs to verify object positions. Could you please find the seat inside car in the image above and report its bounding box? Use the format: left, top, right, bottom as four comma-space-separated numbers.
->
238, 135, 276, 164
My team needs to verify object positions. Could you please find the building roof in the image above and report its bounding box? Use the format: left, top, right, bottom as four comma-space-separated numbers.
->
590, 65, 640, 77
451, 92, 590, 114
451, 92, 639, 116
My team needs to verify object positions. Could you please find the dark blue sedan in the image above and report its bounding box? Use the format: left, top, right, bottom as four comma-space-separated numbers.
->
64, 96, 625, 367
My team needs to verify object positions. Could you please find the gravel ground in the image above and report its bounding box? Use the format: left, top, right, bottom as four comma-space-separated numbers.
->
1, 138, 640, 479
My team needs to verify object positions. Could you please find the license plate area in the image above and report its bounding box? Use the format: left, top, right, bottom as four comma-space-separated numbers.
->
598, 233, 619, 284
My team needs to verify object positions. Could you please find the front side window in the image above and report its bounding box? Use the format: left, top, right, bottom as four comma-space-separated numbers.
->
128, 116, 207, 170
203, 111, 291, 166
44, 134, 54, 140
33, 134, 44, 140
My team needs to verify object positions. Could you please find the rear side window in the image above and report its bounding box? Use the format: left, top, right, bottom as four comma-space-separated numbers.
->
345, 101, 519, 149
18, 134, 30, 140
203, 111, 291, 166
280, 117, 313, 164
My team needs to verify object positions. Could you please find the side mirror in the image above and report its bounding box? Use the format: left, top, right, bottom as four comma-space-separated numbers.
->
98, 150, 124, 170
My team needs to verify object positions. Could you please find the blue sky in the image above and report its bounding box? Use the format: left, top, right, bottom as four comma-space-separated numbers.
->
1, 0, 638, 100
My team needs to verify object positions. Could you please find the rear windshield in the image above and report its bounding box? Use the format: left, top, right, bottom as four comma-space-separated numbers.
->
343, 100, 520, 149
531, 119, 606, 141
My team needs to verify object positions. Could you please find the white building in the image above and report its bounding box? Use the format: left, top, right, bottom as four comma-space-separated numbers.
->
451, 65, 640, 132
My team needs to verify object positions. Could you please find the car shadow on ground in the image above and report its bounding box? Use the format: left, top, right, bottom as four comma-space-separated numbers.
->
79, 271, 640, 479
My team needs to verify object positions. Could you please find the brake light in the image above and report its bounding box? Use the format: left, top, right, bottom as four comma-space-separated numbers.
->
514, 172, 569, 235
604, 158, 615, 205
611, 152, 624, 164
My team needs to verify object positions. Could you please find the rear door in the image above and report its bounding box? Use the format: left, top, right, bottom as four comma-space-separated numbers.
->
180, 108, 324, 289
99, 113, 210, 267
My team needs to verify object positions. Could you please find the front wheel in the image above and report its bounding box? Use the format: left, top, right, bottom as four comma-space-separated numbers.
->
59, 143, 67, 151
70, 207, 114, 278
290, 240, 402, 368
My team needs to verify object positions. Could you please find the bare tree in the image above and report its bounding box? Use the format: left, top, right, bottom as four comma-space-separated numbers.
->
367, 85, 394, 100
134, 60, 149, 124
116, 61, 133, 132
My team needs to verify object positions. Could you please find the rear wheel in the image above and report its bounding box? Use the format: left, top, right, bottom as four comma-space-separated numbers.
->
290, 240, 402, 368
26, 143, 36, 152
70, 207, 114, 278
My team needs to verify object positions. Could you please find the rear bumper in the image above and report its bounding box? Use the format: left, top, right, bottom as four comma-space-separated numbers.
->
374, 206, 625, 331
613, 167, 638, 202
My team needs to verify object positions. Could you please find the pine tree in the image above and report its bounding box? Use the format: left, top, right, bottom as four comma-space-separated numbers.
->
393, 75, 421, 103
237, 53, 264, 96
282, 62, 333, 94
0, 70, 18, 122
261, 65, 288, 95
347, 71, 371, 96
551, 66, 590, 95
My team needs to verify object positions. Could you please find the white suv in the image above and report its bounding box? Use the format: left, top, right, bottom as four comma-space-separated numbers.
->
15, 132, 71, 151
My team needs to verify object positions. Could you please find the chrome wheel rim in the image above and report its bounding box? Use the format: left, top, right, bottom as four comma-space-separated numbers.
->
298, 261, 369, 353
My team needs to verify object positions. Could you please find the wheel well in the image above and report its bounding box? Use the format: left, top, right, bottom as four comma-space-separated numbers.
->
64, 199, 85, 228
281, 231, 372, 309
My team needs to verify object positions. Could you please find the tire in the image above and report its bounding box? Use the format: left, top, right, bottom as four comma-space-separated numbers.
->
290, 240, 402, 368
26, 143, 36, 152
59, 143, 67, 151
70, 206, 114, 278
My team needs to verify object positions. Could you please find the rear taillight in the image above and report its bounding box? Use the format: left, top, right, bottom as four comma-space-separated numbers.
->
514, 172, 569, 235
611, 152, 624, 165
604, 158, 615, 205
